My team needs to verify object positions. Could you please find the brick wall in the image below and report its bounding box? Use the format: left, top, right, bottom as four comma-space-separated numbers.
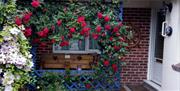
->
121, 8, 151, 85
36, 8, 151, 85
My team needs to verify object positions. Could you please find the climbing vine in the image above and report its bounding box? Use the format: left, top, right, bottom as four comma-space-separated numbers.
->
15, 0, 132, 90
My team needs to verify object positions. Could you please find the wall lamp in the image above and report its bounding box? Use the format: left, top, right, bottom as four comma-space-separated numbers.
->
160, 1, 173, 16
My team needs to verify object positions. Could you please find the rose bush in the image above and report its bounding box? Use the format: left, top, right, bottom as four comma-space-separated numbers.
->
15, 0, 132, 90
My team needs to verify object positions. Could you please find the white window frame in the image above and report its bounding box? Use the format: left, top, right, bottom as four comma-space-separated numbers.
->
53, 36, 101, 54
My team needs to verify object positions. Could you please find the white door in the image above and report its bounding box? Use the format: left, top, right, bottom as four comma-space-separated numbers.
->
151, 11, 165, 85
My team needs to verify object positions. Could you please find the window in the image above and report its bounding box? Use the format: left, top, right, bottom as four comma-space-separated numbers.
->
154, 11, 165, 63
53, 37, 100, 54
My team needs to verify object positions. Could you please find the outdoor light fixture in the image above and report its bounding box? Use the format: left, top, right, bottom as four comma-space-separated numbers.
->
160, 1, 173, 15
161, 21, 173, 37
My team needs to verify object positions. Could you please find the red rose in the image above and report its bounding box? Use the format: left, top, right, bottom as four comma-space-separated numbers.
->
57, 19, 62, 26
43, 27, 49, 34
61, 36, 65, 40
112, 64, 118, 72
69, 27, 76, 33
15, 16, 22, 26
68, 33, 73, 38
113, 27, 119, 32
109, 37, 113, 41
60, 41, 69, 47
80, 31, 85, 35
101, 32, 106, 37
96, 25, 102, 32
60, 41, 65, 47
118, 22, 123, 27
37, 28, 48, 38
23, 12, 32, 24
80, 27, 91, 36
97, 12, 103, 19
40, 42, 46, 47
81, 21, 87, 27
31, 0, 40, 8
92, 33, 99, 40
32, 38, 40, 44
51, 39, 56, 43
37, 31, 44, 37
116, 33, 120, 36
51, 25, 55, 31
77, 16, 85, 23
120, 37, 125, 42
103, 60, 110, 66
84, 27, 91, 32
104, 15, 110, 22
105, 25, 111, 30
24, 27, 32, 37
114, 46, 120, 51
85, 83, 91, 89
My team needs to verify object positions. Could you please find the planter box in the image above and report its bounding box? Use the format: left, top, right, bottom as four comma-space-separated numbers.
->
40, 54, 97, 69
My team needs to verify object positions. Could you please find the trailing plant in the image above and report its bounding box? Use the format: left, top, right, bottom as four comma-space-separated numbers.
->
0, 25, 34, 91
0, 0, 34, 91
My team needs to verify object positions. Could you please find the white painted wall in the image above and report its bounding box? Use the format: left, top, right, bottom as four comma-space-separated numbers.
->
161, 0, 180, 91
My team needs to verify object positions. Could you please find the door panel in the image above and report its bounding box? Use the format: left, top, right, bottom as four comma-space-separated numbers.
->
152, 58, 163, 84
151, 11, 165, 85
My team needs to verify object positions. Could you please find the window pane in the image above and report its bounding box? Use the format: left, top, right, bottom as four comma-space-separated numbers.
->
54, 39, 85, 51
89, 37, 100, 50
154, 12, 165, 59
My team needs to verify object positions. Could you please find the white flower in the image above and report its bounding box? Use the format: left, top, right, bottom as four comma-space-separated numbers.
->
18, 25, 25, 30
4, 85, 13, 91
20, 32, 27, 40
3, 36, 13, 41
15, 75, 20, 80
0, 69, 2, 73
9, 27, 20, 35
29, 61, 34, 68
28, 54, 33, 59
2, 72, 15, 85
0, 25, 33, 90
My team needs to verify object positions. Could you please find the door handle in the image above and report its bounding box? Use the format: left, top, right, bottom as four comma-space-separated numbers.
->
161, 21, 167, 37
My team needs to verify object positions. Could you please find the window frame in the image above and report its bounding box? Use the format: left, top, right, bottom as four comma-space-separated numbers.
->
52, 36, 101, 54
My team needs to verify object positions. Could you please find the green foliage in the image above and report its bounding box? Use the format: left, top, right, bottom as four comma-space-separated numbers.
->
36, 72, 67, 91
0, 28, 35, 91
0, 0, 17, 26
16, 0, 132, 90
16, 0, 122, 42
